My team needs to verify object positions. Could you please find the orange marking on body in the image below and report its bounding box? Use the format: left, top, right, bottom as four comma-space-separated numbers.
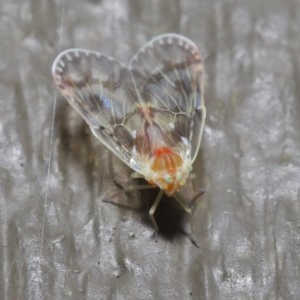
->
151, 147, 183, 173
153, 147, 172, 157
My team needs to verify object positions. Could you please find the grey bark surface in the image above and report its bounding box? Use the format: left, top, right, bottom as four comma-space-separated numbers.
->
1, 0, 300, 299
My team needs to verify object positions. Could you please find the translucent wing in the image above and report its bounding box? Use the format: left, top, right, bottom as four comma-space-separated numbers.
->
52, 34, 205, 175
52, 49, 143, 172
129, 33, 206, 162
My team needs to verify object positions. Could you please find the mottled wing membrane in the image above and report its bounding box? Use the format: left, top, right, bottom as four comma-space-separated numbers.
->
129, 34, 205, 162
52, 49, 142, 171
52, 34, 205, 172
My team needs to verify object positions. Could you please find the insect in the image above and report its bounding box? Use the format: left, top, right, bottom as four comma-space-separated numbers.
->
52, 33, 206, 230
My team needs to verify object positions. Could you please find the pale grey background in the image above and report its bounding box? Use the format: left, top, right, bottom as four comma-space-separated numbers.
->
1, 0, 300, 299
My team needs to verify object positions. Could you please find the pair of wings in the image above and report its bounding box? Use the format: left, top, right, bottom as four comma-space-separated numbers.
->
52, 33, 206, 173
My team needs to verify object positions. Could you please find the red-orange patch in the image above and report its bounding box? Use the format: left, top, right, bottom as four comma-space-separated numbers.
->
153, 147, 172, 157
151, 147, 183, 173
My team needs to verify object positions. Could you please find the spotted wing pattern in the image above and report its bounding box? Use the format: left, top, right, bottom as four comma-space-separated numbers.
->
129, 34, 205, 163
52, 49, 143, 171
52, 34, 205, 173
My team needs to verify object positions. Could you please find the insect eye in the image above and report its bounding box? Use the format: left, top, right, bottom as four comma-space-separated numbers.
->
164, 174, 173, 184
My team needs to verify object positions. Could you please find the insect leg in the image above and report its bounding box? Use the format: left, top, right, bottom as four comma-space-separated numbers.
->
131, 172, 144, 178
128, 184, 156, 190
149, 190, 164, 231
173, 194, 192, 213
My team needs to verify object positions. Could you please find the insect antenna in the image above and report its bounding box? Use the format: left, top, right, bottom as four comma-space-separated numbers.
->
103, 181, 156, 201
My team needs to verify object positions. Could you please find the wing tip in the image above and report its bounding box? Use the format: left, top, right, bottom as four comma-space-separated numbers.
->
129, 33, 203, 68
51, 48, 91, 77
